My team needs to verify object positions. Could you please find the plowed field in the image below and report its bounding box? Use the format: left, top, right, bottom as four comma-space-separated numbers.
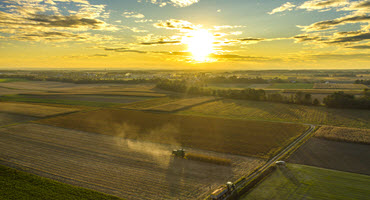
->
0, 124, 264, 200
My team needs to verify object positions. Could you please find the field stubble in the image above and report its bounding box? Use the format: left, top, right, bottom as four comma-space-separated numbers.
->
0, 123, 264, 200
39, 109, 308, 158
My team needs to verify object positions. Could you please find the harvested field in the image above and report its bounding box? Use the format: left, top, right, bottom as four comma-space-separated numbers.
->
0, 124, 264, 200
39, 109, 308, 158
288, 138, 370, 175
0, 113, 37, 126
145, 96, 218, 112
268, 83, 314, 89
315, 126, 370, 144
0, 165, 121, 200
17, 94, 152, 104
242, 163, 370, 200
0, 102, 79, 117
314, 83, 368, 89
180, 99, 370, 128
185, 153, 231, 166
121, 97, 180, 110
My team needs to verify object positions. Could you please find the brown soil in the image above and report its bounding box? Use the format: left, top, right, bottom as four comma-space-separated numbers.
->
0, 124, 264, 200
288, 138, 370, 175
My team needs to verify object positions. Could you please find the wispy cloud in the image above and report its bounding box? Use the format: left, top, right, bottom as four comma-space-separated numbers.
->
298, 0, 349, 11
268, 2, 296, 15
298, 14, 370, 32
123, 11, 145, 19
138, 0, 199, 8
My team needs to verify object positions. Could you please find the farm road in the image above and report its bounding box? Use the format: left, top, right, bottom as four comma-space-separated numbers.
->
0, 123, 261, 200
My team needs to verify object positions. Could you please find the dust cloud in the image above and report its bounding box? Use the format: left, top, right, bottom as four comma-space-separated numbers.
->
113, 122, 181, 168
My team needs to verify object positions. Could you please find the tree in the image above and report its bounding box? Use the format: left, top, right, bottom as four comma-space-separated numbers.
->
313, 98, 320, 106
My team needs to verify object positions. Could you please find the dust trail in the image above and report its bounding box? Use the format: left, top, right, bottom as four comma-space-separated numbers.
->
113, 122, 181, 168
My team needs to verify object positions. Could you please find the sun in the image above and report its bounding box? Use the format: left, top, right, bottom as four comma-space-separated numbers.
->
183, 29, 215, 62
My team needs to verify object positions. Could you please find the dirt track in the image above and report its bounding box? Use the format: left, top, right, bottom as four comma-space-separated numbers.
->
0, 124, 263, 200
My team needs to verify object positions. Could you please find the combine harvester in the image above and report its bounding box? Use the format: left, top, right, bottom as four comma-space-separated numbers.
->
172, 149, 231, 166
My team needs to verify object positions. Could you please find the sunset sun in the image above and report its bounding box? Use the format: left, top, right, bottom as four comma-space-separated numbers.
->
184, 29, 215, 62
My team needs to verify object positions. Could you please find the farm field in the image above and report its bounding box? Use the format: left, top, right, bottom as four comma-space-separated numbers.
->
179, 99, 370, 128
0, 94, 121, 107
0, 165, 121, 200
268, 83, 314, 89
0, 113, 37, 126
0, 123, 264, 200
288, 138, 370, 175
241, 163, 370, 200
314, 126, 370, 144
145, 96, 218, 112
0, 102, 79, 117
0, 81, 167, 97
314, 83, 368, 89
14, 94, 153, 104
121, 97, 181, 110
39, 109, 308, 158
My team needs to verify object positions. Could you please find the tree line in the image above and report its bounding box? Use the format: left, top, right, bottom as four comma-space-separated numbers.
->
157, 80, 370, 109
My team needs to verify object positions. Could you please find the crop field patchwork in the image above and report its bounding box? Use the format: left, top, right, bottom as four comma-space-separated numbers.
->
313, 83, 368, 89
0, 102, 79, 117
0, 113, 37, 126
121, 97, 181, 110
288, 138, 370, 175
314, 126, 370, 144
241, 163, 370, 200
0, 124, 264, 200
145, 96, 218, 112
15, 94, 153, 104
268, 83, 314, 89
39, 109, 308, 158
179, 99, 370, 128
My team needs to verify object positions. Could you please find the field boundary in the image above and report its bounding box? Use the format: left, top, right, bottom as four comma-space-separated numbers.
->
201, 124, 316, 200
144, 97, 223, 113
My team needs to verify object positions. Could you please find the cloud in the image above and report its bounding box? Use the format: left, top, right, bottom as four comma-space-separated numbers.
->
140, 40, 181, 45
298, 14, 370, 32
25, 14, 106, 29
340, 0, 370, 13
123, 11, 145, 19
346, 44, 370, 49
139, 0, 199, 7
0, 0, 116, 42
104, 47, 147, 54
154, 19, 199, 31
326, 32, 370, 44
298, 0, 349, 11
213, 25, 245, 30
268, 2, 296, 15
312, 53, 370, 60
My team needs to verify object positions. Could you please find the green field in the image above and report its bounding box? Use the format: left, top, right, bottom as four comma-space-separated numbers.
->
241, 164, 370, 200
268, 83, 314, 89
0, 165, 121, 200
179, 99, 370, 128
0, 78, 28, 83
0, 94, 119, 107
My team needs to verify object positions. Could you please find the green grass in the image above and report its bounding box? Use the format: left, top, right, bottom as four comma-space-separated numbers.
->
179, 99, 370, 128
0, 165, 122, 200
0, 78, 29, 83
0, 94, 119, 107
268, 83, 314, 89
241, 164, 370, 200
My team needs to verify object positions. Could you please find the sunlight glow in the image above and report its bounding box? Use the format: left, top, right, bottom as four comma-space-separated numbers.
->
183, 29, 215, 62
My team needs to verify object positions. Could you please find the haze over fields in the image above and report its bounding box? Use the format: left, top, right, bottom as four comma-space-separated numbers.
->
0, 0, 370, 69
0, 0, 369, 200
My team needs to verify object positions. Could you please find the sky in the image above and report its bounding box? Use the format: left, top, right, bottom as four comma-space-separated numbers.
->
0, 0, 369, 70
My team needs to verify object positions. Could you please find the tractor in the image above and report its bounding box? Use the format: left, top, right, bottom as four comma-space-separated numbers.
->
172, 149, 185, 158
